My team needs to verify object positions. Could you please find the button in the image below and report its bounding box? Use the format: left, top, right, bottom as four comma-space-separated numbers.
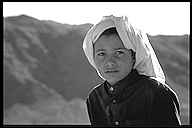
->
115, 121, 119, 125
112, 99, 116, 104
109, 87, 114, 91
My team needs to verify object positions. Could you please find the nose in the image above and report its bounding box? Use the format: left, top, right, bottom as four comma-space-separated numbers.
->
105, 56, 117, 68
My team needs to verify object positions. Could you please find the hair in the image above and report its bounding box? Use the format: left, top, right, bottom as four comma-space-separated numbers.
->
101, 27, 118, 36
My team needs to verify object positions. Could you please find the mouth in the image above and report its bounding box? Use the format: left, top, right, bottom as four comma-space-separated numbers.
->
105, 70, 119, 74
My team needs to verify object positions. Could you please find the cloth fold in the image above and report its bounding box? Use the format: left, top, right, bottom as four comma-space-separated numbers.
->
83, 15, 165, 84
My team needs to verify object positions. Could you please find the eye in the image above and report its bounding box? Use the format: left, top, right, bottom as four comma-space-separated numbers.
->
97, 52, 105, 56
115, 50, 125, 56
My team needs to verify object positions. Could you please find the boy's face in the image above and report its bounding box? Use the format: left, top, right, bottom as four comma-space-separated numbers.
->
94, 34, 135, 85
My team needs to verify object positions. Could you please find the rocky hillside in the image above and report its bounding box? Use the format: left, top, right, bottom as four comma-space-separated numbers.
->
3, 15, 189, 124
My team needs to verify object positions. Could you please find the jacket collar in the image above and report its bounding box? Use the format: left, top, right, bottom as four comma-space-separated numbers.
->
104, 69, 141, 97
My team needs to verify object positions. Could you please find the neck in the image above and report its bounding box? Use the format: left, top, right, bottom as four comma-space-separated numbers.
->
107, 69, 137, 86
107, 80, 117, 86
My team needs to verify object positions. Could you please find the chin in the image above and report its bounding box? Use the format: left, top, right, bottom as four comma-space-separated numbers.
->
105, 77, 120, 84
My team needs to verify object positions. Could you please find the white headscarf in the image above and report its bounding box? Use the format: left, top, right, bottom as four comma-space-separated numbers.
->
83, 15, 165, 84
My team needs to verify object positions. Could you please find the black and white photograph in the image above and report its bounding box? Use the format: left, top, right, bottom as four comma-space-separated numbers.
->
3, 2, 190, 126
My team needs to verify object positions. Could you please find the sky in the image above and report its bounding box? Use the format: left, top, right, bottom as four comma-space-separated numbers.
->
3, 2, 190, 35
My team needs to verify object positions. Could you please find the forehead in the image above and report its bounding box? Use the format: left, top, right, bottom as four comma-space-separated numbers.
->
94, 34, 125, 50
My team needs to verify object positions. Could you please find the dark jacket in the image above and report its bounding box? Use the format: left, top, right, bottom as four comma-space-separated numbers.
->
86, 69, 181, 126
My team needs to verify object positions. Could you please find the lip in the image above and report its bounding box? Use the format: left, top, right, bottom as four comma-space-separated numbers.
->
105, 70, 119, 73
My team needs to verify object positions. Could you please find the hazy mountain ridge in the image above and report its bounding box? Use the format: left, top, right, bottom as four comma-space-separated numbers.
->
3, 15, 189, 124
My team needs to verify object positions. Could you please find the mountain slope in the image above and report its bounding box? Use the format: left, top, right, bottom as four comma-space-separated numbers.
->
3, 15, 189, 124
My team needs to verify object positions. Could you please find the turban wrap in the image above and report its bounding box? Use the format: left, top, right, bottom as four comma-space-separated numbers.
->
83, 15, 165, 84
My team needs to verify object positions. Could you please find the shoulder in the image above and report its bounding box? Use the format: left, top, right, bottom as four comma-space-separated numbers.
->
139, 75, 175, 94
141, 76, 180, 109
86, 82, 104, 101
139, 75, 179, 104
137, 75, 163, 93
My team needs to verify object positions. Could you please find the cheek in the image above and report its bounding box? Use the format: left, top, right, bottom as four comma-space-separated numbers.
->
94, 57, 104, 70
119, 56, 134, 69
94, 60, 106, 77
94, 55, 106, 65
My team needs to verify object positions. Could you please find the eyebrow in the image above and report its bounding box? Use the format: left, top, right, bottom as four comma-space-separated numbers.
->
95, 48, 127, 53
114, 48, 127, 51
95, 49, 106, 53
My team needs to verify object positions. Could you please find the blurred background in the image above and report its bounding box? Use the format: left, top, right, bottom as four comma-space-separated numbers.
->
3, 2, 190, 125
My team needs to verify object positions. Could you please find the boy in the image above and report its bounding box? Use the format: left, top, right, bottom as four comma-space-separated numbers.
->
83, 15, 181, 126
